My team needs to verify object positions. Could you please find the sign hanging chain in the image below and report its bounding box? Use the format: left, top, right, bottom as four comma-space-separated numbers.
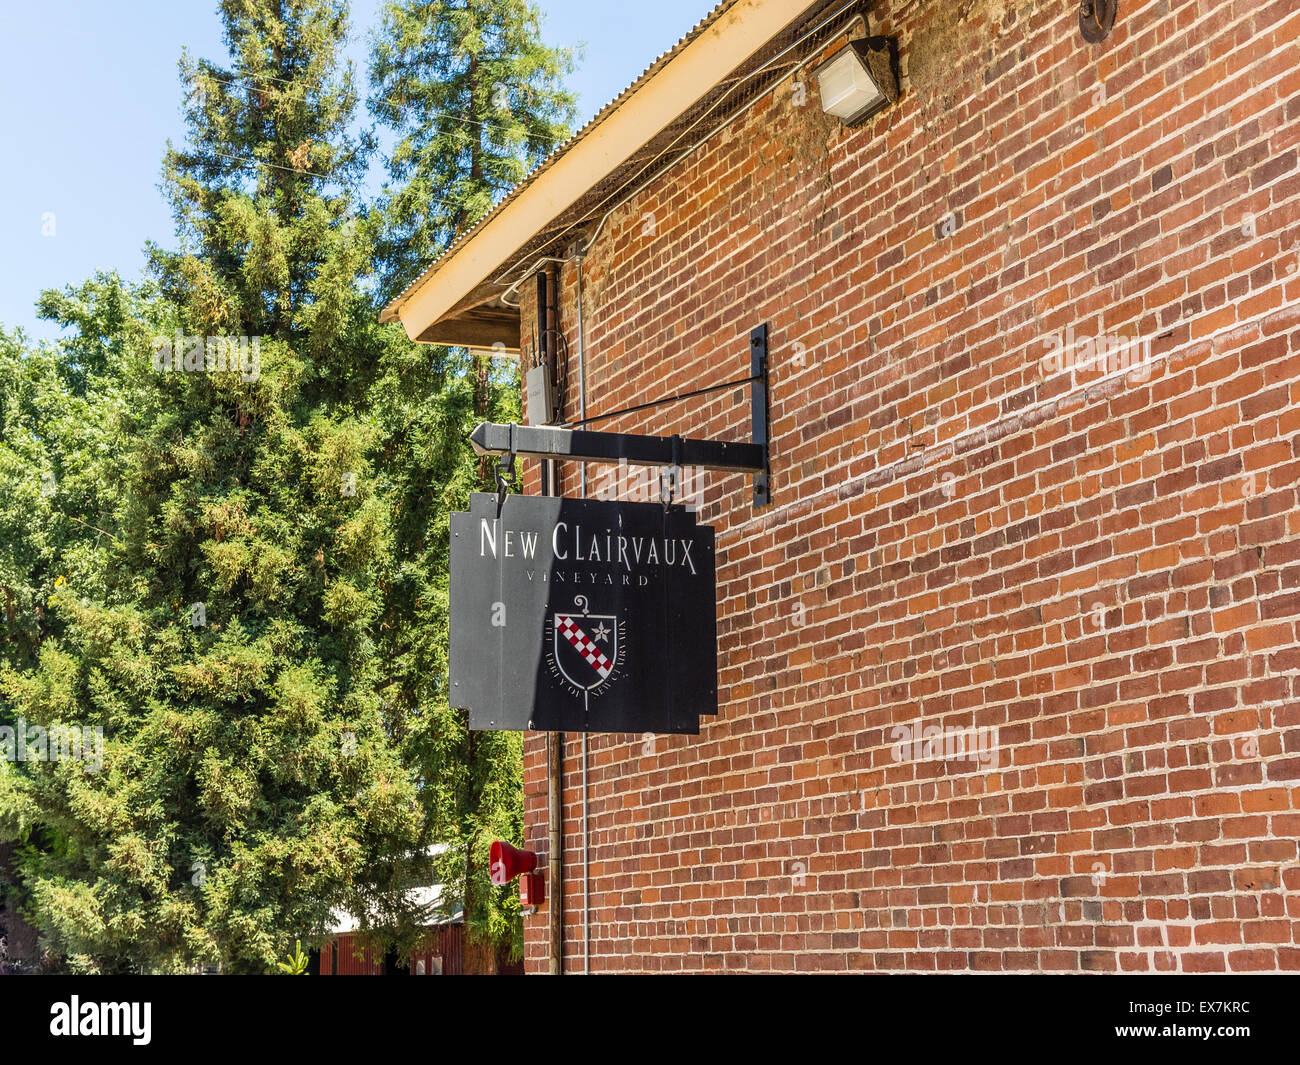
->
496, 422, 517, 511
660, 433, 682, 510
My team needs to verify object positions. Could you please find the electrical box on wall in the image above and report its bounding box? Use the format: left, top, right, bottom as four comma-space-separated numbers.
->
519, 871, 544, 909
525, 362, 554, 426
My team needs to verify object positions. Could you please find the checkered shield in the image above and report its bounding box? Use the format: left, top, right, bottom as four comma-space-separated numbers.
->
553, 613, 617, 691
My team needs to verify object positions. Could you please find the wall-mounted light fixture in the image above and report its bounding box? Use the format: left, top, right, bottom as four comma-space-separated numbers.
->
813, 36, 899, 125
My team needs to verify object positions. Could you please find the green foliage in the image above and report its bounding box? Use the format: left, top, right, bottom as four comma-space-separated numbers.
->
367, 336, 525, 954
276, 938, 310, 974
0, 1, 428, 974
367, 0, 574, 959
369, 0, 578, 292
0, 0, 575, 973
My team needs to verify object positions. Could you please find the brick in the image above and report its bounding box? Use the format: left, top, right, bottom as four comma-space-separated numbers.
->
507, 0, 1300, 974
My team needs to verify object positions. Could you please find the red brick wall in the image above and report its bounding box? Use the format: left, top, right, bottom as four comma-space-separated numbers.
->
518, 0, 1300, 972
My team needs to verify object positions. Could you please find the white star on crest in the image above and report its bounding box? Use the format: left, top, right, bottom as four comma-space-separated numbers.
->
592, 622, 610, 643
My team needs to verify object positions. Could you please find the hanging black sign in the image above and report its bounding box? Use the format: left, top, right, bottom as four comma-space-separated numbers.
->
449, 493, 717, 734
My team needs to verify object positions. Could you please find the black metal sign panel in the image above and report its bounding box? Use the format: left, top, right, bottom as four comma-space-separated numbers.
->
450, 494, 717, 734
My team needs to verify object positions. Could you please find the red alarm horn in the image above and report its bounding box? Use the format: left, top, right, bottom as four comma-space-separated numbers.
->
489, 840, 538, 886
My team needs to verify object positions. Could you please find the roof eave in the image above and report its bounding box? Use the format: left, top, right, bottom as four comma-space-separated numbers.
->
381, 0, 826, 343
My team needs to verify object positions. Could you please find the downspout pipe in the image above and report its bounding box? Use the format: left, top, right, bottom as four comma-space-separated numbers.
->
539, 241, 591, 976
573, 247, 590, 975
547, 730, 563, 975
538, 267, 564, 976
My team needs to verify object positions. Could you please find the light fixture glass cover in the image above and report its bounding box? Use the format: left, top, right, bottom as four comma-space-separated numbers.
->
813, 37, 899, 125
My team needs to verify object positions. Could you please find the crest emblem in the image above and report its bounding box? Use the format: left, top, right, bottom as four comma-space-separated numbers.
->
546, 595, 625, 697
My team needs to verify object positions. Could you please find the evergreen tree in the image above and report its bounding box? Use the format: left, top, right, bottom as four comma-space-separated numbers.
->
0, 277, 163, 970
0, 1, 428, 972
367, 0, 575, 958
369, 0, 577, 293
0, 278, 135, 678
2, 0, 581, 972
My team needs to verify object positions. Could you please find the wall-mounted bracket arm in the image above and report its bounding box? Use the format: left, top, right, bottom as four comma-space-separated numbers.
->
469, 422, 765, 475
472, 321, 774, 508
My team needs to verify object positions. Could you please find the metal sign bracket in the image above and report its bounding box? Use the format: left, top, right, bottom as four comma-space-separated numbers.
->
472, 323, 774, 509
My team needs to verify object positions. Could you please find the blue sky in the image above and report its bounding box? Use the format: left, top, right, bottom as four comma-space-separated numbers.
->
0, 0, 708, 341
